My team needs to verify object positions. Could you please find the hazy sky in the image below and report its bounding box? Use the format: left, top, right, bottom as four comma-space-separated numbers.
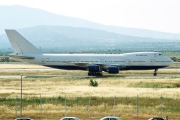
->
1, 0, 180, 33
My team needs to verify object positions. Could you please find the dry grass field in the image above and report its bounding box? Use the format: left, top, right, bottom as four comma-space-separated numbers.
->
0, 63, 180, 120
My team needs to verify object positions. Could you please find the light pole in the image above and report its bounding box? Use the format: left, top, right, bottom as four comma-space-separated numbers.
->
114, 95, 116, 116
20, 75, 23, 118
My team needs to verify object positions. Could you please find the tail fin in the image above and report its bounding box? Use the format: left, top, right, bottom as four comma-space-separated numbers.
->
5, 29, 42, 54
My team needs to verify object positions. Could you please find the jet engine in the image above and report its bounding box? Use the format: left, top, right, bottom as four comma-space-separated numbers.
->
107, 66, 119, 74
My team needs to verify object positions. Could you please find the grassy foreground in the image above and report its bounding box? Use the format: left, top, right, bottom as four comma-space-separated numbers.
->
0, 63, 180, 120
0, 96, 180, 120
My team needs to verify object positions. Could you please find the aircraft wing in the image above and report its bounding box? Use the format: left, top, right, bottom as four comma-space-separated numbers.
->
101, 64, 126, 69
72, 62, 90, 67
71, 62, 126, 69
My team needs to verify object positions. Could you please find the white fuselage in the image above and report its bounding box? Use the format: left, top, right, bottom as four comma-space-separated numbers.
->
16, 52, 173, 71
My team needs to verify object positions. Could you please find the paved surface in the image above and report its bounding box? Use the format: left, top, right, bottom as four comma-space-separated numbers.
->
0, 74, 180, 79
0, 64, 180, 78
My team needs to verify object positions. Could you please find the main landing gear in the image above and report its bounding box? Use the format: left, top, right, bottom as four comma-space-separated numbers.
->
88, 72, 103, 76
153, 69, 158, 76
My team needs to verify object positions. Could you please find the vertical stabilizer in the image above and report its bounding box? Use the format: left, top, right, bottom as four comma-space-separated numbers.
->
5, 29, 42, 54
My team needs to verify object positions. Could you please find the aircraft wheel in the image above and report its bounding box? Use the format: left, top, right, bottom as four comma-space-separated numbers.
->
88, 72, 92, 76
154, 69, 158, 76
88, 72, 103, 76
99, 72, 103, 76
153, 73, 157, 76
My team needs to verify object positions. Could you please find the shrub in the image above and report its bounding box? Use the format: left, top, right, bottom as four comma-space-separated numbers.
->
89, 79, 98, 87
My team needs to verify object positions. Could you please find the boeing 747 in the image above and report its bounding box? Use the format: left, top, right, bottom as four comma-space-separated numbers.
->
5, 29, 173, 76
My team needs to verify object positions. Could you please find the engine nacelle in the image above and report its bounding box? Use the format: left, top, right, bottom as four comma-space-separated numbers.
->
107, 66, 119, 74
88, 65, 101, 72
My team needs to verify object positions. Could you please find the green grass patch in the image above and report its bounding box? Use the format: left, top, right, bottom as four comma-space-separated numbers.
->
129, 82, 180, 88
0, 96, 179, 111
0, 96, 180, 119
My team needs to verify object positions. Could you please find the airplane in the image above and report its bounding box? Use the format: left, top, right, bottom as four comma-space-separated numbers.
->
5, 29, 174, 76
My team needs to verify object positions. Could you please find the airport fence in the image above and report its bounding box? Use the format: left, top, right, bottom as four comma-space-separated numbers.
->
0, 95, 180, 120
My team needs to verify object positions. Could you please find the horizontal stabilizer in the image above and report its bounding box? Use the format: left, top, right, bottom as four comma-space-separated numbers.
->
9, 54, 35, 60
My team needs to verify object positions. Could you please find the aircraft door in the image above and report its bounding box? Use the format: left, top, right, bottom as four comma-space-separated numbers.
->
127, 59, 132, 65
150, 59, 155, 65
76, 58, 80, 62
100, 59, 104, 64
41, 58, 45, 65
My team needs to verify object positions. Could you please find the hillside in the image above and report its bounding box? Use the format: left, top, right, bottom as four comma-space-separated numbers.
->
1, 26, 179, 53
1, 5, 180, 40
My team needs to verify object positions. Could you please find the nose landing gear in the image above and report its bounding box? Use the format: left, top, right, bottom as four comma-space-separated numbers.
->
153, 69, 158, 76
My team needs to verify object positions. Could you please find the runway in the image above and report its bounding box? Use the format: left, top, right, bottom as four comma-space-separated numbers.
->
0, 74, 180, 79
0, 63, 180, 78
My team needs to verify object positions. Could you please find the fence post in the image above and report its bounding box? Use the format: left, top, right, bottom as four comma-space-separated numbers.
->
64, 95, 67, 117
160, 95, 163, 117
136, 95, 138, 120
88, 95, 91, 120
40, 95, 42, 120
16, 96, 18, 118
20, 75, 23, 118
114, 95, 116, 116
